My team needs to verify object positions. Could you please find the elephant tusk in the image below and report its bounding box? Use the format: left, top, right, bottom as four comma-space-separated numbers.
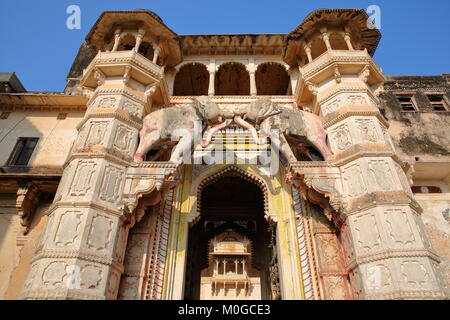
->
201, 120, 231, 148
234, 116, 266, 145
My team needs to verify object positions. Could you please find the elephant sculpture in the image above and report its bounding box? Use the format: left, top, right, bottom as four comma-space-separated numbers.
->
134, 96, 332, 164
230, 98, 333, 161
134, 96, 229, 163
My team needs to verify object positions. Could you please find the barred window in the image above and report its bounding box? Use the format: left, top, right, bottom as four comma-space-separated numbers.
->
8, 138, 39, 166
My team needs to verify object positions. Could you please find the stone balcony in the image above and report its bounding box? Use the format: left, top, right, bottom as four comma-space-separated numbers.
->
300, 49, 384, 83
81, 50, 170, 106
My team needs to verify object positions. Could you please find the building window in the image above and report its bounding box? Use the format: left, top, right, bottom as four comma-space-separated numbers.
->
411, 186, 442, 194
427, 94, 448, 111
8, 138, 39, 166
396, 94, 417, 111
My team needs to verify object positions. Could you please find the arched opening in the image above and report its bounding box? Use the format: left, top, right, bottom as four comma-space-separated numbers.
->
215, 63, 250, 95
256, 63, 290, 95
137, 41, 155, 61
117, 34, 136, 51
329, 33, 348, 51
310, 35, 328, 60
173, 63, 209, 96
184, 172, 278, 300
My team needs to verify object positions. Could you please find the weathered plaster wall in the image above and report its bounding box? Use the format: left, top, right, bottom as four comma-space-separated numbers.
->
379, 75, 450, 161
0, 112, 83, 172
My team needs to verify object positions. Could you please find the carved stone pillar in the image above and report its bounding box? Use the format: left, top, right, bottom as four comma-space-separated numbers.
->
320, 29, 332, 51
303, 43, 313, 63
314, 59, 446, 299
206, 64, 215, 97
247, 60, 257, 96
153, 46, 161, 65
19, 50, 170, 300
344, 33, 354, 51
134, 29, 145, 53
112, 29, 122, 52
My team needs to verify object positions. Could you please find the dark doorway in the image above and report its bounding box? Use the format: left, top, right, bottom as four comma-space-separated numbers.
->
184, 174, 279, 300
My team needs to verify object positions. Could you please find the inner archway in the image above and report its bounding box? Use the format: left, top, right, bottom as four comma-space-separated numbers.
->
184, 173, 277, 300
256, 63, 290, 95
174, 63, 209, 96
215, 63, 250, 95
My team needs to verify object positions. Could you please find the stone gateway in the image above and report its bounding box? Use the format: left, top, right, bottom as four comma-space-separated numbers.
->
0, 8, 449, 300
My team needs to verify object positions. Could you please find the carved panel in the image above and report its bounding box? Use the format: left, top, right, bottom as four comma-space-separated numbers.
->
349, 269, 363, 299
86, 121, 108, 146
54, 211, 83, 247
118, 276, 139, 300
42, 262, 68, 288
107, 271, 122, 299
124, 234, 147, 271
401, 261, 429, 287
353, 214, 381, 252
122, 100, 143, 118
87, 214, 114, 252
368, 160, 394, 191
348, 95, 367, 105
97, 97, 117, 108
343, 163, 367, 198
24, 263, 39, 290
323, 276, 348, 300
366, 264, 392, 290
332, 124, 352, 150
356, 119, 378, 142
99, 165, 125, 203
394, 163, 414, 197
80, 264, 103, 289
69, 161, 97, 197
315, 234, 344, 272
323, 99, 341, 115
384, 209, 415, 245
113, 125, 134, 154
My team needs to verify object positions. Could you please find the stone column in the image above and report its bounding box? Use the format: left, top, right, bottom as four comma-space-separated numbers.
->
247, 60, 257, 96
318, 61, 447, 299
344, 33, 354, 51
153, 46, 161, 65
134, 29, 145, 53
320, 29, 332, 51
19, 51, 164, 300
112, 29, 122, 52
207, 60, 217, 96
303, 43, 312, 63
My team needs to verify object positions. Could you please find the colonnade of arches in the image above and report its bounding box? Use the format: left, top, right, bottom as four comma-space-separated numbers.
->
173, 62, 291, 96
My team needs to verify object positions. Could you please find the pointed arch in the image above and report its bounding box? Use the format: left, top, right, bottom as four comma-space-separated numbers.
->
190, 165, 276, 226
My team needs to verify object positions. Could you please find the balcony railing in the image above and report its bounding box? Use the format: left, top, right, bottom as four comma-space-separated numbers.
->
300, 49, 375, 79
84, 50, 164, 79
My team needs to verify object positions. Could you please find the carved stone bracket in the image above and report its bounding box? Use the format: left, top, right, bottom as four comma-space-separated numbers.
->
16, 182, 41, 235
286, 161, 344, 226
121, 162, 181, 228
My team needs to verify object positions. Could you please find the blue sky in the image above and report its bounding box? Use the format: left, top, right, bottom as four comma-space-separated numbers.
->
0, 0, 449, 92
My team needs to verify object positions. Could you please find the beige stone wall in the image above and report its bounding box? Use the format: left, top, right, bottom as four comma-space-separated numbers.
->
387, 114, 450, 162
0, 112, 83, 169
